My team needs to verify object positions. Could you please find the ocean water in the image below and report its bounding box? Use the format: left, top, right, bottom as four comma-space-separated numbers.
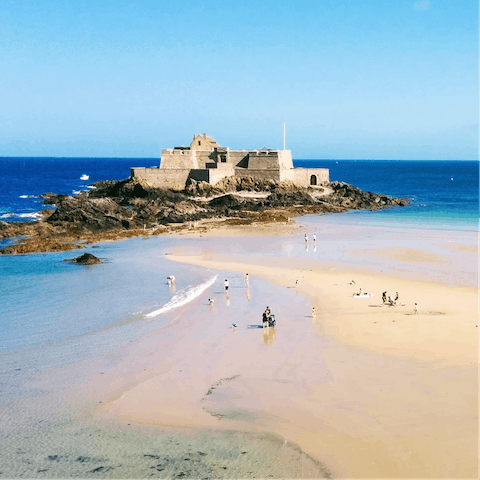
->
296, 159, 479, 231
0, 157, 156, 222
0, 157, 478, 411
0, 236, 220, 403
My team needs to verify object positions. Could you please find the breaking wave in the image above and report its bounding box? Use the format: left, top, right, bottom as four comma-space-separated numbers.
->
144, 275, 217, 319
0, 212, 41, 220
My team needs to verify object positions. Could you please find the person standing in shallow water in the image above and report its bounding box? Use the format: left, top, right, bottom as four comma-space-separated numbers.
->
224, 279, 229, 292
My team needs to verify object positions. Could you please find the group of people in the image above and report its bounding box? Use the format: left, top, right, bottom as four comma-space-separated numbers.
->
382, 291, 418, 313
262, 306, 276, 328
382, 291, 398, 305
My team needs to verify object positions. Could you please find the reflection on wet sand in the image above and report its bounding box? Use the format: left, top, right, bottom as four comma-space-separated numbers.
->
263, 326, 276, 346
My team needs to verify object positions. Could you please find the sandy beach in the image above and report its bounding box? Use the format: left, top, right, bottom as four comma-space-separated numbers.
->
1, 220, 477, 479
80, 222, 477, 478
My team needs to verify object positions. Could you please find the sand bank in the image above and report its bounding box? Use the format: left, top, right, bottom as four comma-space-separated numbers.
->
87, 223, 478, 479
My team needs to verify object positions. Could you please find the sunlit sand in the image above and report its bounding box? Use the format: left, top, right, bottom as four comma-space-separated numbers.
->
73, 222, 479, 478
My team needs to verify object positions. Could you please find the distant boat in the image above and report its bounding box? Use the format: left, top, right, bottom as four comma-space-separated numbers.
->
80, 174, 89, 180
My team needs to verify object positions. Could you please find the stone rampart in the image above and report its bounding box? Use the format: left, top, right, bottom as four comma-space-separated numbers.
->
208, 165, 235, 185
291, 168, 329, 186
228, 151, 249, 167
160, 149, 198, 170
235, 168, 282, 182
131, 167, 190, 190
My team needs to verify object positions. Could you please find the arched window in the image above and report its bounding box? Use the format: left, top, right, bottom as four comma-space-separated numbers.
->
310, 175, 317, 186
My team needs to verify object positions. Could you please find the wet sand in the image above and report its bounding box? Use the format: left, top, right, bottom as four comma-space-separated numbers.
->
1, 223, 477, 478
89, 224, 477, 478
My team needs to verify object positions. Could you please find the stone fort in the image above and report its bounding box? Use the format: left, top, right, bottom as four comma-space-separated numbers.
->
131, 134, 329, 190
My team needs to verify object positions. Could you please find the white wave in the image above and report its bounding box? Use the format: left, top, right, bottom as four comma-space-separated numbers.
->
19, 195, 37, 199
80, 174, 89, 180
72, 190, 81, 195
144, 275, 218, 319
1, 212, 41, 220
18, 212, 41, 219
87, 185, 96, 189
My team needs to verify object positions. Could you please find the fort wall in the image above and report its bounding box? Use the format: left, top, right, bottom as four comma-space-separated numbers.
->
235, 168, 282, 181
130, 167, 189, 190
160, 149, 198, 170
131, 135, 329, 189
290, 168, 329, 185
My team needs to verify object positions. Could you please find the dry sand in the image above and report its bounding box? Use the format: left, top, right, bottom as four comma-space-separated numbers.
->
81, 224, 479, 479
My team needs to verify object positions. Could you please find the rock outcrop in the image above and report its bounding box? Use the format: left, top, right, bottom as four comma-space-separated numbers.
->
65, 252, 102, 265
0, 176, 411, 254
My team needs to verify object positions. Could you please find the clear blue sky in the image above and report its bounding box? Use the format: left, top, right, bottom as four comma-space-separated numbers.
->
0, 0, 477, 159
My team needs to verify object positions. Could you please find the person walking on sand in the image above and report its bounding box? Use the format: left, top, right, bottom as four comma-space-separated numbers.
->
382, 291, 387, 304
224, 279, 229, 292
414, 303, 418, 315
262, 308, 270, 328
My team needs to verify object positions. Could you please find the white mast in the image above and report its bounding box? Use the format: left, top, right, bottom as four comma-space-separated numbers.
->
283, 123, 286, 150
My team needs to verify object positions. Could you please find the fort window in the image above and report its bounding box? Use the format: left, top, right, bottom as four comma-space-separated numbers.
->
198, 141, 201, 146
310, 175, 317, 186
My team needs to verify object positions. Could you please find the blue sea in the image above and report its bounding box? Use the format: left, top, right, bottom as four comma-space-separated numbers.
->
0, 157, 478, 416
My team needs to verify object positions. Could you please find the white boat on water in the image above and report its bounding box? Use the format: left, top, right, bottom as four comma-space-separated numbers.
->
80, 174, 89, 180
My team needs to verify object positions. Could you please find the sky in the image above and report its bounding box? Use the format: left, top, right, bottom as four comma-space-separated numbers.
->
0, 0, 477, 159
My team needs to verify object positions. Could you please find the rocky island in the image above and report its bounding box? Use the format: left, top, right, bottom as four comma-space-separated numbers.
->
0, 175, 410, 255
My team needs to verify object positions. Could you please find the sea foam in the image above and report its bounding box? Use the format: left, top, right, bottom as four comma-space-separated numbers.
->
1, 212, 41, 220
144, 275, 217, 319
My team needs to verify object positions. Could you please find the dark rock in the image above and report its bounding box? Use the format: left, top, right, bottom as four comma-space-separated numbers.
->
38, 208, 55, 218
209, 194, 243, 208
66, 253, 102, 265
47, 196, 135, 232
